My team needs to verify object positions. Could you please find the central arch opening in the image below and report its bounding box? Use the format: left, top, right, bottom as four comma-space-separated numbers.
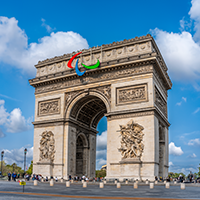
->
69, 93, 109, 177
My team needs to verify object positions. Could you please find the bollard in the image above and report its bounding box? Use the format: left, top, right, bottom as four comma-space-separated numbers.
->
34, 180, 37, 186
165, 182, 170, 189
66, 181, 70, 187
146, 179, 149, 184
174, 181, 177, 184
60, 179, 63, 183
155, 180, 158, 184
117, 182, 121, 188
150, 183, 154, 189
41, 178, 44, 182
133, 182, 138, 189
114, 179, 117, 184
136, 179, 138, 184
181, 183, 185, 190
50, 179, 54, 186
82, 180, 85, 183
93, 179, 95, 183
99, 182, 104, 188
164, 180, 166, 184
104, 180, 106, 184
83, 182, 87, 188
125, 180, 128, 184
71, 179, 74, 183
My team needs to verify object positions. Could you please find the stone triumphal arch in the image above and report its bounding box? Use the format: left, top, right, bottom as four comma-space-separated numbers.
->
29, 34, 172, 181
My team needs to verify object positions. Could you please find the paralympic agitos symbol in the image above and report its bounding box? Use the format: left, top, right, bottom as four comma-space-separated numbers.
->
67, 52, 100, 76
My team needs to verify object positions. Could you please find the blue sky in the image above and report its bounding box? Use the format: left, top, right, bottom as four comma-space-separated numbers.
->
0, 0, 200, 174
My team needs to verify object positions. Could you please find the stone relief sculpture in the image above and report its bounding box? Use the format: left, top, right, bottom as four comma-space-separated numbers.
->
39, 131, 55, 162
39, 99, 60, 116
118, 120, 144, 159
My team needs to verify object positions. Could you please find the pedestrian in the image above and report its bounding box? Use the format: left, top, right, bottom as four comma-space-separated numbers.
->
46, 176, 48, 181
13, 172, 17, 181
8, 172, 11, 181
55, 177, 58, 182
17, 173, 20, 179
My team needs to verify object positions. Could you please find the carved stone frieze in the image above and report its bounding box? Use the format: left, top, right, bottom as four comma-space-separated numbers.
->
94, 85, 111, 102
35, 65, 153, 94
39, 131, 55, 162
155, 87, 167, 117
38, 98, 60, 116
65, 90, 82, 108
118, 120, 144, 159
116, 84, 147, 105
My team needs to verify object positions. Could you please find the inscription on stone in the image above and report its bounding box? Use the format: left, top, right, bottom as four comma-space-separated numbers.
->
38, 98, 60, 116
116, 84, 147, 105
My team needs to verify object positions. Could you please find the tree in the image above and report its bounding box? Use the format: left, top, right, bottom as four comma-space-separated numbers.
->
95, 170, 106, 178
198, 163, 200, 178
26, 161, 33, 175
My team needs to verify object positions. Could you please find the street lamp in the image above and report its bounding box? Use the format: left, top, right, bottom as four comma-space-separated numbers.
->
1, 151, 4, 177
24, 148, 27, 177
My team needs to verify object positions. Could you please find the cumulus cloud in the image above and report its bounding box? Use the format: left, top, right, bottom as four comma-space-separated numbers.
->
2, 146, 33, 168
169, 142, 184, 156
0, 99, 32, 134
169, 161, 174, 166
188, 138, 200, 146
0, 16, 89, 76
96, 131, 107, 169
151, 0, 200, 85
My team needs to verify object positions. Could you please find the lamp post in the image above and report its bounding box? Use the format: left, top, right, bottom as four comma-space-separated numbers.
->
1, 151, 4, 177
23, 148, 27, 193
24, 148, 27, 177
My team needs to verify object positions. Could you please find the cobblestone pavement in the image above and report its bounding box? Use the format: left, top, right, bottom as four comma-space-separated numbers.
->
0, 181, 200, 200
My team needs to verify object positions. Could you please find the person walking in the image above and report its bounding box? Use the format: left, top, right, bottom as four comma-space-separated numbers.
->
8, 172, 11, 181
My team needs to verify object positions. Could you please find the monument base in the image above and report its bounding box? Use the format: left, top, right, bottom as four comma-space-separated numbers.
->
35, 160, 53, 178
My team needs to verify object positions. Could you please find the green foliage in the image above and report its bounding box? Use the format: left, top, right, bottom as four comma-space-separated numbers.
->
198, 163, 200, 177
26, 161, 33, 175
168, 172, 185, 178
95, 170, 106, 178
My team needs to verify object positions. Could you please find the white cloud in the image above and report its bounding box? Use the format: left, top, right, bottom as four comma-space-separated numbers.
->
169, 161, 174, 166
96, 131, 107, 169
189, 153, 197, 158
0, 99, 32, 134
0, 128, 5, 138
193, 107, 200, 114
2, 146, 33, 169
189, 0, 200, 43
176, 101, 182, 106
188, 138, 200, 146
41, 18, 54, 33
96, 131, 107, 151
0, 16, 89, 76
151, 0, 200, 84
182, 97, 187, 102
169, 142, 184, 156
175, 167, 197, 175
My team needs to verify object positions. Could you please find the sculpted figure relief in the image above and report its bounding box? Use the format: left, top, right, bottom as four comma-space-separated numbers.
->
118, 120, 144, 159
39, 131, 55, 162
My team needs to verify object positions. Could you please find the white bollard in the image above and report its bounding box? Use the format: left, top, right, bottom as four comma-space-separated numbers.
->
125, 180, 128, 184
155, 180, 158, 184
104, 180, 106, 184
117, 182, 121, 188
165, 182, 170, 189
34, 180, 37, 186
150, 183, 154, 189
114, 180, 117, 184
41, 178, 44, 182
136, 179, 139, 184
99, 182, 104, 188
83, 182, 87, 188
174, 181, 177, 184
66, 181, 70, 187
50, 179, 54, 186
93, 180, 95, 183
164, 180, 166, 184
146, 180, 149, 184
60, 179, 63, 183
82, 180, 85, 183
71, 179, 73, 183
133, 182, 138, 189
181, 183, 185, 190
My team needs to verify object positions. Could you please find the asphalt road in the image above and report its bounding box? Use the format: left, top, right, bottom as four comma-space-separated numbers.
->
0, 181, 200, 200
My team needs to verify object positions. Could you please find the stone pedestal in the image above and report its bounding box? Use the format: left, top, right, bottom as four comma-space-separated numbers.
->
35, 160, 53, 177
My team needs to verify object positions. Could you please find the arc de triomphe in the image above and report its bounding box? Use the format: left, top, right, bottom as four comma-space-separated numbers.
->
29, 34, 172, 181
